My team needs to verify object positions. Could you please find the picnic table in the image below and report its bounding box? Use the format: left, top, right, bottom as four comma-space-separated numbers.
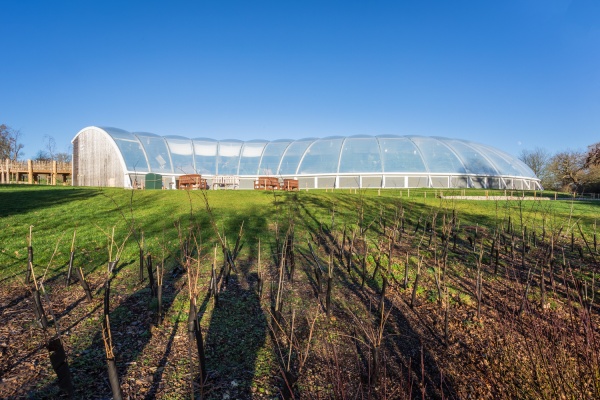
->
254, 176, 280, 190
282, 179, 299, 191
178, 174, 208, 190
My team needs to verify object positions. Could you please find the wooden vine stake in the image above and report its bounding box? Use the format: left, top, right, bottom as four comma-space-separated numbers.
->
104, 243, 121, 399
411, 255, 422, 309
287, 222, 296, 283
27, 229, 48, 329
274, 237, 287, 320
76, 263, 93, 302
211, 245, 219, 306
64, 226, 91, 300
186, 240, 206, 397
444, 285, 450, 347
476, 245, 483, 319
257, 239, 263, 298
102, 314, 123, 400
139, 231, 145, 282
156, 246, 164, 325
147, 253, 156, 297
326, 254, 333, 317
308, 240, 323, 296
403, 252, 409, 289
347, 227, 355, 274
66, 229, 76, 286
378, 274, 387, 326
26, 225, 33, 284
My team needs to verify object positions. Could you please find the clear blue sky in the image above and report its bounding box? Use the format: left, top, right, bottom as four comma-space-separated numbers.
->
1, 0, 598, 159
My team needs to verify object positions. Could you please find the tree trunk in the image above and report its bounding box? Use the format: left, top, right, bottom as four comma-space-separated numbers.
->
139, 247, 145, 282
26, 246, 33, 284
157, 284, 163, 325
32, 289, 49, 329
326, 276, 333, 317
411, 273, 421, 309
146, 255, 156, 297
66, 251, 75, 286
76, 267, 93, 302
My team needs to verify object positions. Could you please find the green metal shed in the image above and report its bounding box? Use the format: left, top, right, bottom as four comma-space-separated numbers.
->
145, 173, 163, 190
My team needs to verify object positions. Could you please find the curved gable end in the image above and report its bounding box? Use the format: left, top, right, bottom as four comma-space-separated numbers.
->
72, 126, 130, 187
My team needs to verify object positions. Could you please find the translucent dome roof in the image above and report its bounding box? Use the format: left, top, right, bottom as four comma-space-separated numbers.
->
87, 127, 537, 179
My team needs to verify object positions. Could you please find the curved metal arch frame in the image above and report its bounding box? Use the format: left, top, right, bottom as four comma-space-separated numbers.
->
444, 139, 502, 177
72, 127, 540, 190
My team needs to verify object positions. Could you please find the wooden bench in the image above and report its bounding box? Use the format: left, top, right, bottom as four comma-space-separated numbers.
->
282, 179, 299, 191
178, 174, 208, 190
212, 175, 239, 190
254, 176, 280, 190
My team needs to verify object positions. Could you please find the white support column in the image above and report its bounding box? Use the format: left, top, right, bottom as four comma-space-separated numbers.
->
124, 173, 133, 189
314, 176, 318, 189
404, 176, 408, 188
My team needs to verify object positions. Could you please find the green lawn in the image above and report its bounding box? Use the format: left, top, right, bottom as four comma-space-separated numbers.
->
1, 185, 598, 283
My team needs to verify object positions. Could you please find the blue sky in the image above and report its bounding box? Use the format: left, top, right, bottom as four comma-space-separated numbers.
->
1, 0, 598, 159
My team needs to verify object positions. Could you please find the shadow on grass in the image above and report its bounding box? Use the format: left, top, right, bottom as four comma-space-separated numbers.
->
0, 186, 101, 218
202, 268, 267, 399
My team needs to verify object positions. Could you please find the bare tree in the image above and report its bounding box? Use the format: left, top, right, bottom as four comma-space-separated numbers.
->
547, 150, 587, 192
0, 124, 24, 161
34, 150, 52, 162
34, 136, 71, 162
585, 142, 600, 167
519, 147, 553, 188
44, 135, 56, 161
518, 147, 551, 177
55, 152, 72, 163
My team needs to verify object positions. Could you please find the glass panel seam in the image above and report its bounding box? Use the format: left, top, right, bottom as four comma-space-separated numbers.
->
406, 137, 430, 174
256, 142, 269, 176
216, 142, 220, 175
164, 137, 175, 173
296, 139, 317, 175
480, 145, 527, 177
456, 141, 500, 176
237, 142, 245, 175
336, 137, 347, 175
132, 133, 154, 173
275, 141, 293, 175
376, 137, 385, 173
431, 138, 467, 173
191, 139, 197, 174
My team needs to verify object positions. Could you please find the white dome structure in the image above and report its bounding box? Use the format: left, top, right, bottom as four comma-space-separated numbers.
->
72, 126, 540, 190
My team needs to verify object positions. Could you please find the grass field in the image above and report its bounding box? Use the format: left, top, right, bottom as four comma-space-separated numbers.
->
1, 186, 597, 282
1, 185, 599, 399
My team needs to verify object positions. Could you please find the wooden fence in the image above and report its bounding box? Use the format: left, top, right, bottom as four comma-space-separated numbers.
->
0, 159, 72, 185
